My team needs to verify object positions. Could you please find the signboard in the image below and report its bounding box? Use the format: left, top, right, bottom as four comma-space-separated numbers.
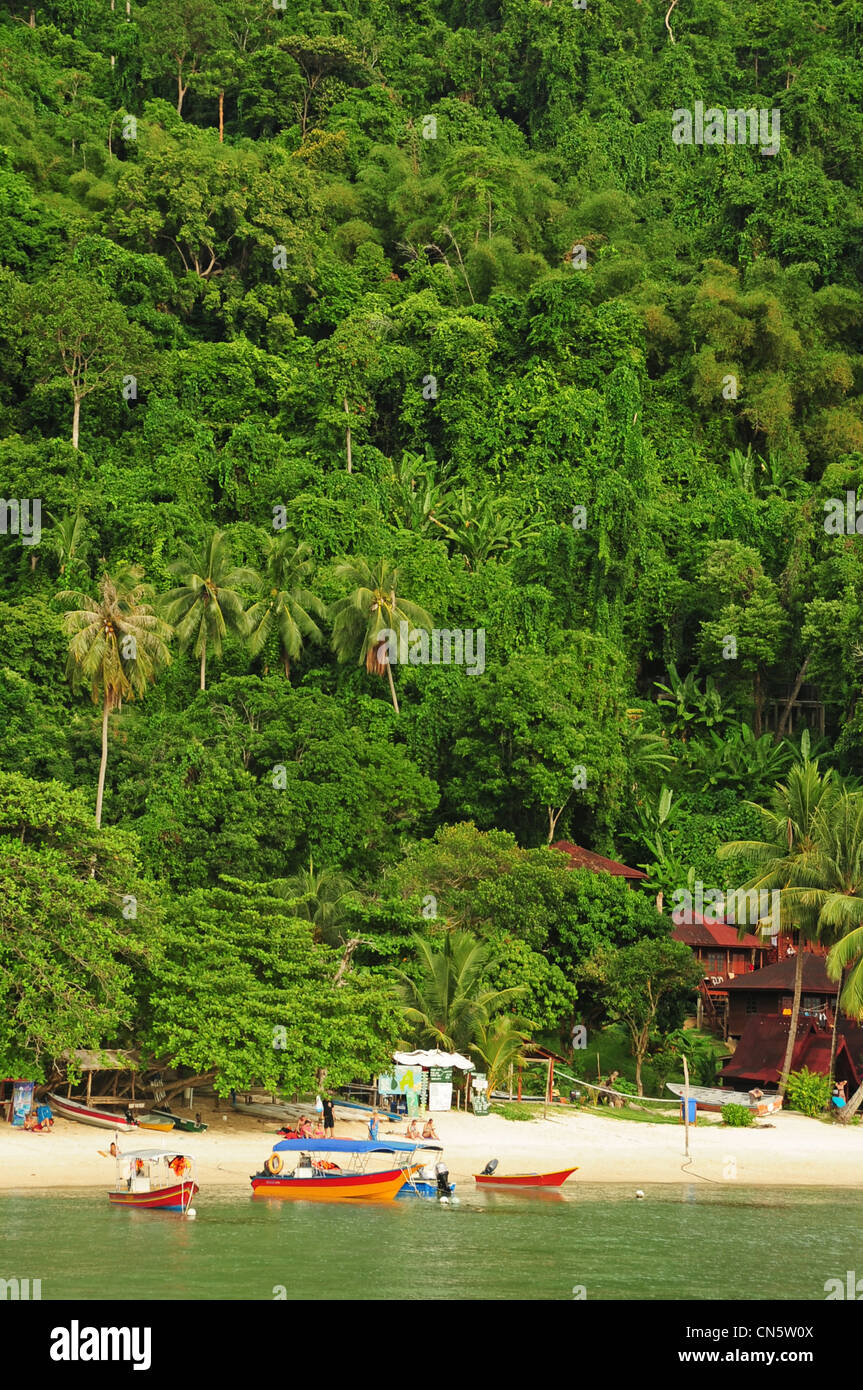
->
377, 1066, 423, 1097
429, 1067, 453, 1083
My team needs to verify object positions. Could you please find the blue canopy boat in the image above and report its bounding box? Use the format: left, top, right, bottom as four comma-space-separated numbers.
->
250, 1137, 453, 1200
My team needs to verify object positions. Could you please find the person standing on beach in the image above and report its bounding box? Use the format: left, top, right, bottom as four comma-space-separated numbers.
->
321, 1094, 335, 1138
368, 1110, 379, 1141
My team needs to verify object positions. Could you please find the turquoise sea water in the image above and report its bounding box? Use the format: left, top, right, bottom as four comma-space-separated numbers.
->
2, 1184, 862, 1300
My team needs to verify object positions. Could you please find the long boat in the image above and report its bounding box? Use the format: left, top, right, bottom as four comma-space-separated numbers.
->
250, 1137, 420, 1201
666, 1083, 783, 1115
150, 1107, 208, 1134
108, 1149, 198, 1214
48, 1092, 139, 1132
474, 1166, 577, 1188
136, 1114, 176, 1133
233, 1096, 404, 1125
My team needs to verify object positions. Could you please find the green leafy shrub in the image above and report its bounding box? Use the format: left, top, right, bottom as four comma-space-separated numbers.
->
721, 1103, 753, 1127
785, 1068, 831, 1118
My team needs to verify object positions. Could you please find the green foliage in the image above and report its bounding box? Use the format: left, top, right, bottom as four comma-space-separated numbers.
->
721, 1103, 754, 1127
785, 1067, 832, 1118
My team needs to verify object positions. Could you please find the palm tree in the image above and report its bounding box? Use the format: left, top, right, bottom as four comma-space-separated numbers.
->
471, 1014, 530, 1094
58, 567, 172, 827
329, 557, 432, 714
244, 537, 325, 679
162, 531, 255, 690
271, 858, 357, 945
718, 759, 836, 1097
795, 791, 863, 1116
394, 930, 524, 1054
48, 510, 88, 578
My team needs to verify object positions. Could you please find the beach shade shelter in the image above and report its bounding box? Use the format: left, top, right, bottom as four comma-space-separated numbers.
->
54, 1049, 140, 1109
390, 1050, 474, 1111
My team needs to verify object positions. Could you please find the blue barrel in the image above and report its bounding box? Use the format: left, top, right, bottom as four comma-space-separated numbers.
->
680, 1097, 697, 1123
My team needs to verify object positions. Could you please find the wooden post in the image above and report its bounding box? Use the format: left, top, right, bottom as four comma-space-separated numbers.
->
596, 1052, 601, 1081
517, 1063, 522, 1101
86, 1071, 92, 1105
683, 1055, 691, 1159
544, 1058, 551, 1119
508, 1062, 513, 1102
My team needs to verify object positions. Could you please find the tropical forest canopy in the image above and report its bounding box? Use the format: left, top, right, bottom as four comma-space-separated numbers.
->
1, 0, 862, 1088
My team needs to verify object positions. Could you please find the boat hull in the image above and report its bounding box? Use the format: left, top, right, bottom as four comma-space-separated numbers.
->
47, 1093, 138, 1132
151, 1109, 207, 1133
108, 1182, 198, 1213
666, 1084, 783, 1116
251, 1168, 409, 1201
474, 1167, 577, 1188
136, 1116, 176, 1132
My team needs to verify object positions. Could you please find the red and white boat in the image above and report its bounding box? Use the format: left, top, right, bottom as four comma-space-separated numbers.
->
108, 1149, 198, 1214
48, 1091, 138, 1132
474, 1161, 577, 1188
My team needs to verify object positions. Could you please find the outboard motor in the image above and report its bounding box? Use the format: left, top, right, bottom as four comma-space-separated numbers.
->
481, 1158, 499, 1177
296, 1153, 314, 1177
435, 1161, 451, 1202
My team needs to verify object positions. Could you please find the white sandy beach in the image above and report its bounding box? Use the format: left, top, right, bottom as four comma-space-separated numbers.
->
2, 1103, 862, 1190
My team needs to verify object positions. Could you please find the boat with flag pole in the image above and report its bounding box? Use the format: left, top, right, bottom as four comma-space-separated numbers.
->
108, 1149, 198, 1214
250, 1138, 432, 1201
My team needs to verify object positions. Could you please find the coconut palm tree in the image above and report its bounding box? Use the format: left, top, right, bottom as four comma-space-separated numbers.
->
271, 858, 357, 945
471, 1014, 530, 1094
329, 557, 432, 714
795, 791, 863, 1115
394, 930, 525, 1054
244, 537, 325, 679
48, 510, 88, 579
162, 531, 256, 690
718, 758, 836, 1097
58, 566, 172, 827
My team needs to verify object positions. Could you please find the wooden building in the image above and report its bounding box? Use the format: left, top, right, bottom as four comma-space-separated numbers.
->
720, 955, 838, 1040
551, 841, 647, 882
720, 1015, 863, 1093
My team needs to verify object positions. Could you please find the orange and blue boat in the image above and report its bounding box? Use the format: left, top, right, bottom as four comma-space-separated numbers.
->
250, 1138, 420, 1201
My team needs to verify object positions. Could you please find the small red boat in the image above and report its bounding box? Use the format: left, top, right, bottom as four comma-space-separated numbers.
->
474, 1164, 577, 1188
108, 1150, 198, 1214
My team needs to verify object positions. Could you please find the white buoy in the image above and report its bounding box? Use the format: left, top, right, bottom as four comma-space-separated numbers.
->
185, 1208, 197, 1219
635, 1189, 645, 1200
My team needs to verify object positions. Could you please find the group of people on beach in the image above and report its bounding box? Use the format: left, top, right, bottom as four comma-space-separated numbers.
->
278, 1094, 337, 1141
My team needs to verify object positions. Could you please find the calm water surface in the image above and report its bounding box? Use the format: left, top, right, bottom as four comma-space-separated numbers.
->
2, 1185, 861, 1300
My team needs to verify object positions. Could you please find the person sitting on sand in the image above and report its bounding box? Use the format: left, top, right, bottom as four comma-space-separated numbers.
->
406, 1119, 421, 1140
421, 1118, 438, 1139
311, 1121, 325, 1139
297, 1116, 313, 1138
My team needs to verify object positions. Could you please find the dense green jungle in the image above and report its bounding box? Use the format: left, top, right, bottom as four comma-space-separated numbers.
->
2, 0, 863, 1095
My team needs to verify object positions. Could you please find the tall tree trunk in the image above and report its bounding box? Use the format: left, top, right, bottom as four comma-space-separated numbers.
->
827, 966, 845, 1086
777, 940, 804, 1096
841, 1077, 863, 1122
199, 642, 207, 691
344, 397, 352, 473
754, 665, 764, 737
30, 6, 36, 24
218, 90, 224, 142
777, 655, 810, 739
95, 695, 110, 829
72, 394, 81, 450
177, 64, 186, 116
385, 661, 399, 715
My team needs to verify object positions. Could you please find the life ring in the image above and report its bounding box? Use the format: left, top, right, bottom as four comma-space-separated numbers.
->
265, 1153, 283, 1176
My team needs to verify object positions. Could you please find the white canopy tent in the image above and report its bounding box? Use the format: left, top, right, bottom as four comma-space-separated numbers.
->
392, 1049, 474, 1071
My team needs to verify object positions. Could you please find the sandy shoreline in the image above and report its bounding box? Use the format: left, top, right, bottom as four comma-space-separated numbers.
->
2, 1103, 862, 1190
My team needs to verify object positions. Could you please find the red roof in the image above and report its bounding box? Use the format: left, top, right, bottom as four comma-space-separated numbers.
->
722, 955, 837, 994
551, 841, 647, 880
672, 917, 765, 950
721, 1016, 862, 1089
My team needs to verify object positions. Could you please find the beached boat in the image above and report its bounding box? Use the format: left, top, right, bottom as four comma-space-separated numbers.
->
108, 1149, 198, 1214
150, 1108, 208, 1133
474, 1162, 577, 1188
250, 1138, 421, 1201
136, 1114, 176, 1133
666, 1083, 783, 1115
233, 1096, 403, 1125
48, 1092, 138, 1132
